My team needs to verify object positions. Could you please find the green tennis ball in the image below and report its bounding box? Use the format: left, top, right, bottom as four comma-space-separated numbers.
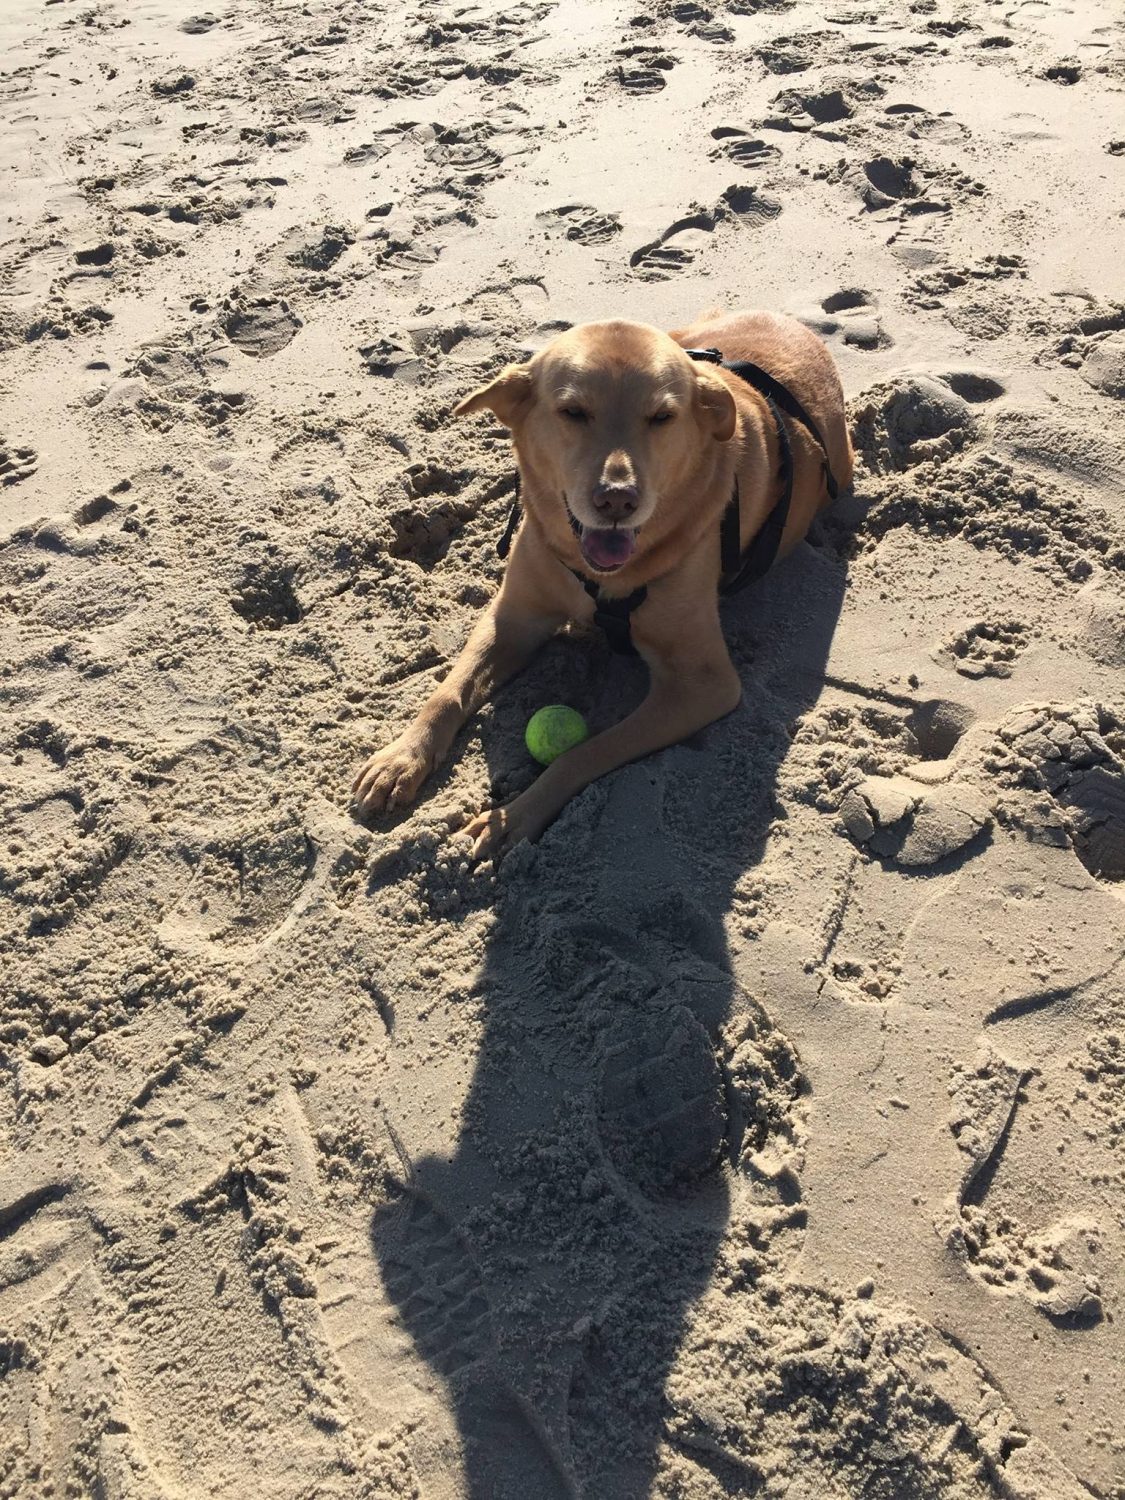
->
525, 705, 589, 766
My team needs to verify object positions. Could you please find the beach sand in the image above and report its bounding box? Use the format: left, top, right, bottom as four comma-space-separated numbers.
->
2, 0, 1124, 1494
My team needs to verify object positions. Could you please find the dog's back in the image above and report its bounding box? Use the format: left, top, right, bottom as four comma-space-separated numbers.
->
670, 309, 854, 497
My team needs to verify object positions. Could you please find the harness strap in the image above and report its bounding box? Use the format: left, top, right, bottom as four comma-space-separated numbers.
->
684, 346, 839, 497
496, 473, 522, 560
571, 573, 648, 657
717, 394, 793, 596
714, 357, 839, 501
685, 346, 838, 595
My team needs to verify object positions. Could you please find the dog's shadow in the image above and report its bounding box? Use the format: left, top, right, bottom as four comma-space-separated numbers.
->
368, 537, 847, 1497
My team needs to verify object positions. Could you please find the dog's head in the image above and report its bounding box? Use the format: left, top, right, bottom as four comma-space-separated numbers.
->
455, 321, 736, 575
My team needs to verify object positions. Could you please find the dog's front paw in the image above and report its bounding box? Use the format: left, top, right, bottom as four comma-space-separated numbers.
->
461, 805, 515, 861
351, 737, 432, 816
461, 792, 556, 861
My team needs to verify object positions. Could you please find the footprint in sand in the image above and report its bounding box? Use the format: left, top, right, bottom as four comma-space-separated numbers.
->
630, 210, 717, 279
686, 18, 735, 43
1, 439, 38, 486
708, 126, 781, 169
158, 809, 316, 953
423, 123, 505, 182
387, 463, 479, 570
269, 424, 348, 511
231, 560, 303, 628
906, 697, 978, 762
25, 553, 147, 630
935, 619, 1029, 679
409, 183, 478, 230
857, 155, 927, 211
360, 333, 425, 381
342, 139, 394, 167
1078, 589, 1125, 677
0, 1178, 76, 1261
399, 280, 549, 369
121, 337, 251, 432
612, 45, 677, 94
944, 302, 1018, 343
946, 1050, 1103, 1325
819, 148, 982, 221
1040, 60, 1081, 84
281, 223, 354, 274
720, 183, 784, 227
124, 173, 279, 229
375, 59, 463, 101
371, 229, 443, 273
757, 30, 838, 73
221, 287, 302, 357
882, 101, 971, 143
465, 279, 548, 324
535, 203, 622, 245
3, 781, 132, 938
630, 243, 694, 279
294, 94, 356, 125
994, 703, 1125, 884
74, 490, 120, 527
803, 288, 892, 350
373, 1184, 567, 1487
1053, 304, 1125, 384
861, 154, 978, 216
629, 187, 781, 280
763, 84, 857, 132
911, 254, 1026, 316
597, 1004, 727, 1198
379, 1187, 494, 1378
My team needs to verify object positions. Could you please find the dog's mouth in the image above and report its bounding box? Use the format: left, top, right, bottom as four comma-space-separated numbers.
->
565, 500, 639, 574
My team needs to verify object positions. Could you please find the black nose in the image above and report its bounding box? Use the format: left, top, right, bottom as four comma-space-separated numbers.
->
591, 483, 639, 522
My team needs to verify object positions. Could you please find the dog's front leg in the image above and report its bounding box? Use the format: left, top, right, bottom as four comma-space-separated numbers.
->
352, 587, 563, 817
462, 623, 742, 857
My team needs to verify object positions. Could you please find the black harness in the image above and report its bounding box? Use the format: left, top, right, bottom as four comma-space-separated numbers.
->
495, 347, 841, 656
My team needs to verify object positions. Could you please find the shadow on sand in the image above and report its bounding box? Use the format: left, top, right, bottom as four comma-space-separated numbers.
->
369, 536, 847, 1497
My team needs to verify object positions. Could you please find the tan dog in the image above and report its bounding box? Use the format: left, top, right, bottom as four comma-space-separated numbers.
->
352, 310, 853, 857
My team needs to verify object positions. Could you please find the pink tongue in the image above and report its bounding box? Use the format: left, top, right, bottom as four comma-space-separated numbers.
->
581, 527, 636, 570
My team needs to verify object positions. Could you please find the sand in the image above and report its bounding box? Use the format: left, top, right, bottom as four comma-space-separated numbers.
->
2, 0, 1124, 1495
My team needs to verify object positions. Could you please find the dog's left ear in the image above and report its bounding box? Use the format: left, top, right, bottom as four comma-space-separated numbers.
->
454, 364, 534, 428
693, 368, 737, 441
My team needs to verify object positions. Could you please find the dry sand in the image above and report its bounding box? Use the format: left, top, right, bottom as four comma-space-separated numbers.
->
2, 0, 1125, 1494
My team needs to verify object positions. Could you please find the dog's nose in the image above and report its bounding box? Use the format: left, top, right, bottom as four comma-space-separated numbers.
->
591, 482, 639, 522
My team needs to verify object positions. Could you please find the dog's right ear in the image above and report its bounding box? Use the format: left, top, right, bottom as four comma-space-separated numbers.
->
454, 364, 534, 428
693, 366, 737, 442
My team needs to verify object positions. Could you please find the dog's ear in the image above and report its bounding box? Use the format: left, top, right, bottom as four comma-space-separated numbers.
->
454, 364, 534, 427
693, 367, 737, 441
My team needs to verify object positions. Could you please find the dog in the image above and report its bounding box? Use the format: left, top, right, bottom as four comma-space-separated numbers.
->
351, 309, 853, 857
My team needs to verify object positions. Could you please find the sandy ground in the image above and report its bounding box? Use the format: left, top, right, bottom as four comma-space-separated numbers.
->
2, 0, 1125, 1495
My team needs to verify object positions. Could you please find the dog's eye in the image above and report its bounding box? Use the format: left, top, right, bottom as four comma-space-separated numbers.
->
649, 410, 674, 425
559, 407, 588, 423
